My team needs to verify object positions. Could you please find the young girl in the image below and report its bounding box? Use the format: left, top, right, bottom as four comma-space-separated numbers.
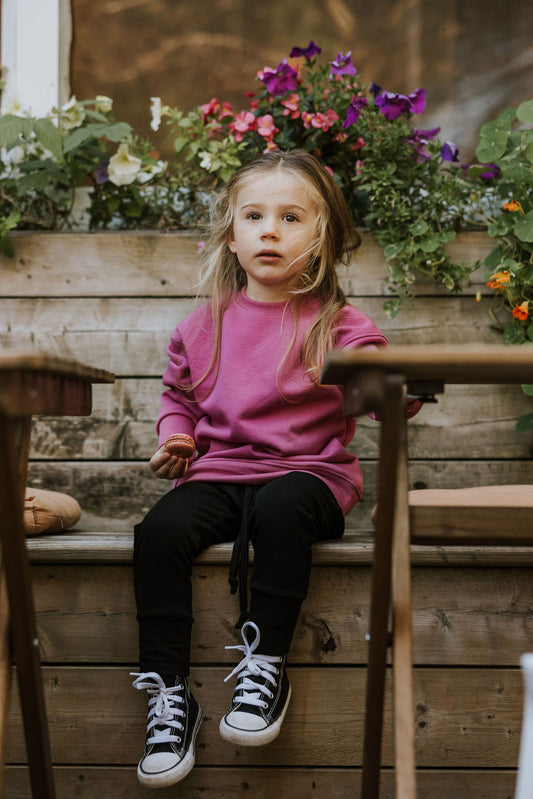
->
131, 148, 389, 788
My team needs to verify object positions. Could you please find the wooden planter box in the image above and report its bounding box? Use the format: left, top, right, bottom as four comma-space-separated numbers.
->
1, 230, 533, 797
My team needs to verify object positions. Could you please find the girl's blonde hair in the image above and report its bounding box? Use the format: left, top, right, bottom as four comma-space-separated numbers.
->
192, 148, 361, 389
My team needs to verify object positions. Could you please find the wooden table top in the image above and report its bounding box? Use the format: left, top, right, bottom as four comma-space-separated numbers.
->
0, 351, 115, 384
321, 344, 533, 386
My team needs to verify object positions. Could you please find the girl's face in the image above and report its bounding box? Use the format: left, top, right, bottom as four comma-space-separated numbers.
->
228, 169, 319, 302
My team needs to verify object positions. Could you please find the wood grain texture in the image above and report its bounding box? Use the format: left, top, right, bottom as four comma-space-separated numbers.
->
28, 563, 533, 666
5, 666, 524, 769
2, 765, 519, 799
1, 230, 493, 297
25, 459, 533, 534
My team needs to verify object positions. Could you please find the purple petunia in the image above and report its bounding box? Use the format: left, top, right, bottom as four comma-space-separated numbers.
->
480, 163, 501, 180
94, 159, 109, 185
259, 59, 299, 97
290, 41, 321, 59
375, 88, 427, 120
342, 96, 369, 128
406, 127, 441, 162
440, 141, 460, 162
329, 51, 357, 78
369, 82, 382, 98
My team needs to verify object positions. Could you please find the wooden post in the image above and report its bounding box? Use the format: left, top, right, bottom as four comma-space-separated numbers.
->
1, 0, 71, 115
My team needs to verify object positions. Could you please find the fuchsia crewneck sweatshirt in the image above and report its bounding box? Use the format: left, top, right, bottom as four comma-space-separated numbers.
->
156, 289, 388, 515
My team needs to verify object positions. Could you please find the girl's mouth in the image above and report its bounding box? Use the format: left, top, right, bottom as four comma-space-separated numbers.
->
257, 250, 281, 259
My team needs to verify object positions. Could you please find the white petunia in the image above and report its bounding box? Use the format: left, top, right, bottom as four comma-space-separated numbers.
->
136, 160, 167, 184
107, 142, 142, 186
199, 151, 213, 170
150, 97, 162, 132
60, 96, 86, 130
95, 95, 113, 114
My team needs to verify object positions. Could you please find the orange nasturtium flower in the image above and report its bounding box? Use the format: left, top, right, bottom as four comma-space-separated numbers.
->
503, 200, 524, 214
487, 270, 511, 290
512, 301, 529, 321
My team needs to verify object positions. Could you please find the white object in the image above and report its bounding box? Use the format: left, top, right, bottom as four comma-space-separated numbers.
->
1, 0, 71, 116
515, 653, 533, 799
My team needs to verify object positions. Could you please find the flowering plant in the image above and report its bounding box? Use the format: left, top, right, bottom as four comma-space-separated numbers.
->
155, 42, 480, 315
471, 102, 533, 344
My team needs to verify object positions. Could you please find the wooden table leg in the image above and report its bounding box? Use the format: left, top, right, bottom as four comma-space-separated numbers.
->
391, 400, 416, 799
361, 375, 406, 799
0, 416, 56, 799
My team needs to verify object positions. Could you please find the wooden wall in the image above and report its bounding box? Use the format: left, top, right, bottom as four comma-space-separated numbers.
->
1, 230, 533, 797
1, 229, 532, 535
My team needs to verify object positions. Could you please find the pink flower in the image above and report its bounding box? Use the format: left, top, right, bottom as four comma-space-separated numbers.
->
263, 139, 280, 153
324, 166, 334, 177
200, 97, 221, 123
355, 159, 364, 176
229, 110, 257, 142
281, 93, 300, 119
301, 111, 315, 129
310, 109, 339, 132
256, 114, 279, 140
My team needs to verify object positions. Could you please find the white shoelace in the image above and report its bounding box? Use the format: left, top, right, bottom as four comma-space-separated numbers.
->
131, 671, 185, 745
223, 621, 282, 710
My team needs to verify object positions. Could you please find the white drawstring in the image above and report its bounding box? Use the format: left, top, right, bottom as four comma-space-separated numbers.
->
223, 621, 281, 709
131, 671, 186, 744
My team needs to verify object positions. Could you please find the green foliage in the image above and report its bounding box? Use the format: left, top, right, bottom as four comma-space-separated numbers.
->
472, 101, 533, 344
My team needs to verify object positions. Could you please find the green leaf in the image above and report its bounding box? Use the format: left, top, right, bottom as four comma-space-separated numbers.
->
33, 118, 63, 160
384, 242, 405, 259
521, 384, 533, 396
0, 114, 33, 144
15, 171, 51, 195
502, 161, 533, 186
0, 231, 14, 257
514, 210, 533, 243
475, 127, 508, 162
488, 216, 513, 238
410, 220, 429, 236
496, 107, 517, 127
420, 237, 440, 253
516, 412, 533, 433
484, 245, 505, 269
383, 298, 401, 318
517, 100, 533, 124
502, 323, 526, 344
63, 122, 132, 153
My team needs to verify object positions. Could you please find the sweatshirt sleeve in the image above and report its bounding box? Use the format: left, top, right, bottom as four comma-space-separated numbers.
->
156, 328, 204, 445
333, 304, 423, 419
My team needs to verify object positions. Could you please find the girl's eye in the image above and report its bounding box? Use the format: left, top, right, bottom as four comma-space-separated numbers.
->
246, 212, 261, 220
283, 213, 299, 223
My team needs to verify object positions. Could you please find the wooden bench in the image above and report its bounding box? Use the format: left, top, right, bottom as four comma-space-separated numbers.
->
3, 532, 533, 797
2, 231, 533, 796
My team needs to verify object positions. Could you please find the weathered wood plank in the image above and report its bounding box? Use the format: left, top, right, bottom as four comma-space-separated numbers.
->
29, 564, 533, 667
1, 231, 493, 297
26, 380, 533, 460
0, 295, 501, 378
25, 459, 533, 533
5, 666, 524, 768
2, 765, 519, 799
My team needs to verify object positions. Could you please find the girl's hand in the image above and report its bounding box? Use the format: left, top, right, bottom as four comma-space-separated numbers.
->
149, 434, 195, 480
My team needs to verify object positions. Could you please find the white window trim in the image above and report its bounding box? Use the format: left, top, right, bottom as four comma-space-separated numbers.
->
1, 0, 71, 115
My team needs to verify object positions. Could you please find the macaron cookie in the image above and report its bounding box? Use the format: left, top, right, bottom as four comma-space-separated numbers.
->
164, 433, 195, 459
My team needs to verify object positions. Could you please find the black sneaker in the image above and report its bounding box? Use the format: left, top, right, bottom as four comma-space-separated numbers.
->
131, 671, 202, 787
219, 621, 291, 746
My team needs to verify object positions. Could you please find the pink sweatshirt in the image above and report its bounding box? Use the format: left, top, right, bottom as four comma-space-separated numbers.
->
156, 289, 388, 515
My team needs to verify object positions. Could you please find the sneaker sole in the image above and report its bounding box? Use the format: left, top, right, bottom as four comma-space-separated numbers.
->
137, 707, 203, 788
219, 684, 291, 747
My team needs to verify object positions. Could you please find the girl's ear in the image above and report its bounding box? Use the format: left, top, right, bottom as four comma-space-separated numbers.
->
227, 235, 237, 253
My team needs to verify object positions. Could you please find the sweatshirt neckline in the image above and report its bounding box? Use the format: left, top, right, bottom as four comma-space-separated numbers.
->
234, 288, 292, 314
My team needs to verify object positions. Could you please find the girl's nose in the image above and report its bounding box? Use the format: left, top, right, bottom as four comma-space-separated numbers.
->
261, 219, 280, 239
